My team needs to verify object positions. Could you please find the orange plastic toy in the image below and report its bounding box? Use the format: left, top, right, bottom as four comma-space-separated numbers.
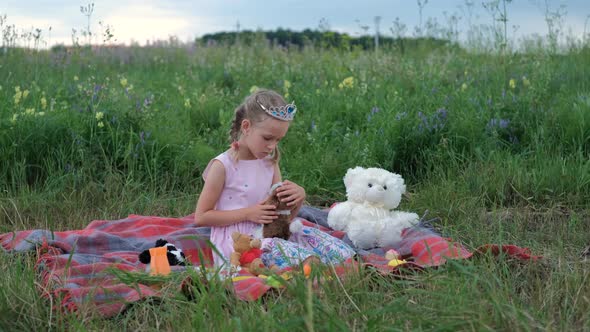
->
149, 246, 171, 276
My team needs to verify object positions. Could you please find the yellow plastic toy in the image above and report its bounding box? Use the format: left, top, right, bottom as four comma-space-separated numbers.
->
385, 249, 407, 268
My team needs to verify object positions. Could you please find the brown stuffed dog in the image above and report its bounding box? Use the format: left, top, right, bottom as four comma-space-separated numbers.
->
262, 182, 303, 240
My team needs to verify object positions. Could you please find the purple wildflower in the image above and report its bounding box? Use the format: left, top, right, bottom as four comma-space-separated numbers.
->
368, 106, 381, 122
487, 118, 510, 130
418, 108, 448, 132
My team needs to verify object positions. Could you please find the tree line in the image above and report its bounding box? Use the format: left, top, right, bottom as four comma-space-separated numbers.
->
198, 28, 454, 53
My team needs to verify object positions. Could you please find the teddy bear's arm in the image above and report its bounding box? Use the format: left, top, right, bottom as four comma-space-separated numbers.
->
327, 202, 354, 231
230, 252, 241, 266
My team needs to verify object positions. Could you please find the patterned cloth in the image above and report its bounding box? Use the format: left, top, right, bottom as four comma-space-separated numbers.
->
261, 224, 356, 269
0, 208, 542, 317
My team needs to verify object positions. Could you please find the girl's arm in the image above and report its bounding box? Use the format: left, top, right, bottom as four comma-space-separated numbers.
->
273, 163, 306, 219
194, 160, 277, 227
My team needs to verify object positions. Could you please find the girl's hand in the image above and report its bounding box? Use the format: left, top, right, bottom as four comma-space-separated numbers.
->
276, 180, 306, 208
246, 202, 278, 224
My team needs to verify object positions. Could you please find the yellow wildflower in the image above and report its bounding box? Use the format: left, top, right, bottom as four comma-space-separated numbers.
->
461, 83, 468, 91
184, 98, 191, 108
284, 93, 289, 99
120, 78, 128, 87
14, 91, 22, 104
15, 86, 21, 92
522, 76, 530, 87
509, 79, 516, 89
25, 108, 35, 115
95, 111, 104, 121
284, 80, 292, 90
250, 85, 259, 94
339, 76, 354, 89
98, 121, 104, 128
22, 89, 29, 99
74, 75, 79, 81
41, 97, 47, 110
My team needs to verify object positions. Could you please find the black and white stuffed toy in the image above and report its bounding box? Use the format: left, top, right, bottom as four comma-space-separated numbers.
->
139, 239, 186, 266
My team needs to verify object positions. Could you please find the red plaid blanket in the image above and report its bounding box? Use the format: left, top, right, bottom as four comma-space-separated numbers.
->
0, 213, 540, 317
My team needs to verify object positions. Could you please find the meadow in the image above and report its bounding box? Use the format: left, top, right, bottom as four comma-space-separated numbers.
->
1, 30, 589, 330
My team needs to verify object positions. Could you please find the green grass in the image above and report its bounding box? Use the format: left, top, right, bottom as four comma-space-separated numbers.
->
1, 39, 589, 330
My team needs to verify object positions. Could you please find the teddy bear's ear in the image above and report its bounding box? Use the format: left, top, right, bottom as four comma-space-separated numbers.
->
344, 167, 365, 188
390, 173, 406, 193
231, 232, 240, 241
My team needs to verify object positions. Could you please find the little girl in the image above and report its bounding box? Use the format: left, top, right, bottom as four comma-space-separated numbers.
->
194, 89, 355, 269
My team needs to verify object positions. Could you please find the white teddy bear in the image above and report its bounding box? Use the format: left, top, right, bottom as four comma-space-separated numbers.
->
327, 166, 419, 249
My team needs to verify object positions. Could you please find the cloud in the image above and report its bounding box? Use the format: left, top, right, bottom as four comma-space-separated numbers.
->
101, 4, 192, 43
4, 15, 64, 31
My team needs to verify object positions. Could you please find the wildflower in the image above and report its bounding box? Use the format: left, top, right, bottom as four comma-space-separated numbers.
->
22, 89, 29, 99
37, 112, 45, 117
14, 90, 22, 104
368, 106, 381, 122
283, 80, 291, 90
11, 114, 18, 123
339, 76, 354, 89
487, 118, 510, 130
250, 85, 259, 94
98, 121, 104, 128
184, 98, 191, 108
461, 83, 468, 91
74, 75, 79, 81
509, 79, 516, 89
120, 78, 128, 87
41, 97, 47, 110
25, 108, 35, 115
436, 108, 448, 121
395, 111, 407, 121
95, 111, 104, 121
522, 76, 530, 87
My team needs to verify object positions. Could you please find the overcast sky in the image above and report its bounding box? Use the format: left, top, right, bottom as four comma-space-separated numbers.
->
2, 0, 589, 47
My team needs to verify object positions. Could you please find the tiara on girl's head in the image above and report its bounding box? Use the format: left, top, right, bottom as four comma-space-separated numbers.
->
256, 100, 297, 121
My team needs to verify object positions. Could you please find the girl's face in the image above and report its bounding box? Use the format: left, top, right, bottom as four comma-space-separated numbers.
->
241, 117, 289, 159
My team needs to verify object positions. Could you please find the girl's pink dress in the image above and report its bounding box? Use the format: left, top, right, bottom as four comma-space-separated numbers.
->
203, 151, 274, 266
